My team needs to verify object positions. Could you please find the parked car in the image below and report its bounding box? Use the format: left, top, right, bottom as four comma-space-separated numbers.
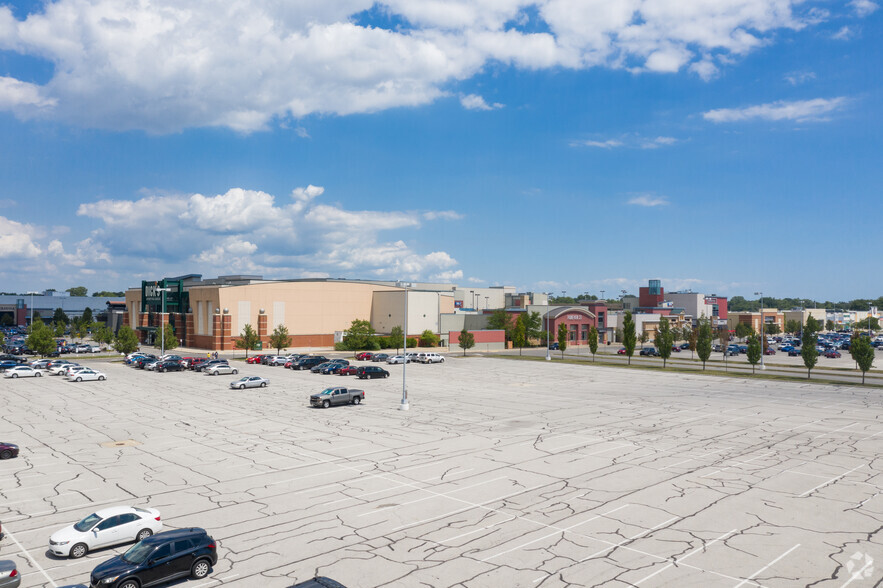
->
371, 353, 389, 362
0, 361, 19, 373
268, 355, 289, 366
195, 359, 228, 372
549, 342, 559, 350
245, 355, 263, 364
292, 356, 328, 370
205, 364, 238, 376
679, 343, 690, 350
763, 348, 776, 355
355, 352, 374, 361
49, 506, 162, 558
3, 366, 42, 378
387, 355, 410, 364
417, 352, 445, 363
0, 442, 19, 460
338, 365, 360, 376
290, 578, 347, 588
88, 527, 217, 588
639, 347, 658, 356
30, 358, 53, 369
824, 349, 842, 358
356, 366, 389, 379
229, 376, 269, 389
310, 387, 365, 408
67, 368, 107, 382
616, 348, 626, 355
788, 349, 801, 356
156, 360, 185, 373
670, 346, 681, 353
0, 560, 20, 588
320, 363, 349, 374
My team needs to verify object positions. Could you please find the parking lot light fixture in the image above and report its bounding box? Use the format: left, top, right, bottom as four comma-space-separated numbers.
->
755, 291, 765, 370
396, 281, 412, 410
156, 286, 172, 357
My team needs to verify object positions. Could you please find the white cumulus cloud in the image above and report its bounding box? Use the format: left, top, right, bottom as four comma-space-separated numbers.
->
850, 0, 878, 17
703, 97, 848, 123
0, 216, 42, 258
0, 0, 820, 133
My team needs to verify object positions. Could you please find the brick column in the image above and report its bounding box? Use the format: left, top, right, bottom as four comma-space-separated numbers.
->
211, 314, 222, 351
221, 314, 233, 350
184, 313, 195, 348
257, 313, 268, 347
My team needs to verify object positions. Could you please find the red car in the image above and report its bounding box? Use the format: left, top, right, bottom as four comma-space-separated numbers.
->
671, 346, 681, 353
617, 348, 626, 355
824, 350, 841, 358
763, 348, 776, 355
338, 366, 359, 376
246, 355, 264, 364
355, 352, 374, 361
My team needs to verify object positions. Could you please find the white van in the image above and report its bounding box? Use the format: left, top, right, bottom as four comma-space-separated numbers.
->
417, 352, 445, 364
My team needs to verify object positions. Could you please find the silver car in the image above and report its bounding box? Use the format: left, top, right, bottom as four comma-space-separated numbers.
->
229, 376, 269, 389
0, 560, 20, 588
206, 364, 239, 376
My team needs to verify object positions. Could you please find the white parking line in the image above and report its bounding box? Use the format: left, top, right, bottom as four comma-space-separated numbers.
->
359, 476, 508, 517
633, 528, 737, 585
798, 464, 865, 497
700, 452, 777, 478
481, 504, 630, 562
3, 525, 59, 587
841, 557, 875, 588
733, 543, 800, 588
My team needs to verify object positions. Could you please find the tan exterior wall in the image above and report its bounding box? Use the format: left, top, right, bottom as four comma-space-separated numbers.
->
371, 291, 450, 335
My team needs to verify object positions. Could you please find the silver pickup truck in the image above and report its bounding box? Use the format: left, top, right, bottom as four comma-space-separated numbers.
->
310, 387, 365, 408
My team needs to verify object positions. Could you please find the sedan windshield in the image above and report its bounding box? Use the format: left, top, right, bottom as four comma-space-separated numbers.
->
121, 541, 155, 564
74, 513, 102, 532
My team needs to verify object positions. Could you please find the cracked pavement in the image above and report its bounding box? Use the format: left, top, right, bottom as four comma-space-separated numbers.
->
0, 356, 881, 587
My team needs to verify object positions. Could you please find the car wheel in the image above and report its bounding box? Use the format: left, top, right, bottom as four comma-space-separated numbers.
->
384, 373, 389, 378
98, 375, 105, 381
70, 542, 88, 558
36, 371, 42, 377
232, 369, 238, 374
136, 528, 153, 542
191, 559, 211, 579
239, 384, 245, 390
353, 396, 361, 405
0, 450, 11, 459
12, 373, 17, 378
322, 400, 330, 408
261, 382, 267, 387
75, 376, 82, 382
119, 580, 140, 588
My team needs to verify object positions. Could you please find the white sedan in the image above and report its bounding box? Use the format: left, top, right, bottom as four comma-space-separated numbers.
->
49, 362, 79, 375
206, 364, 238, 375
67, 368, 107, 382
386, 355, 410, 364
230, 376, 269, 389
3, 365, 42, 378
48, 505, 162, 558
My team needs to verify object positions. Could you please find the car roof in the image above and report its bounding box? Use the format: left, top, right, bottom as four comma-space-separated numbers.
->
92, 505, 144, 518
141, 527, 207, 544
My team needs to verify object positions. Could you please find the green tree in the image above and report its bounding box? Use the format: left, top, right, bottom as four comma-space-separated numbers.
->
269, 324, 291, 354
161, 323, 178, 351
764, 323, 781, 335
66, 286, 88, 297
512, 315, 526, 356
654, 316, 673, 368
53, 321, 65, 338
557, 323, 568, 358
0, 314, 12, 327
92, 291, 124, 297
487, 309, 513, 341
588, 325, 598, 362
850, 335, 875, 385
53, 307, 69, 325
524, 311, 542, 344
0, 330, 4, 347
801, 316, 820, 379
70, 317, 87, 341
734, 322, 753, 341
235, 324, 260, 357
420, 329, 439, 347
857, 316, 880, 331
784, 319, 801, 334
746, 334, 762, 374
113, 325, 140, 355
389, 325, 404, 353
82, 307, 93, 325
92, 323, 113, 346
696, 317, 713, 370
688, 327, 697, 360
26, 319, 55, 356
622, 311, 637, 365
341, 319, 378, 351
458, 328, 475, 356
825, 319, 835, 332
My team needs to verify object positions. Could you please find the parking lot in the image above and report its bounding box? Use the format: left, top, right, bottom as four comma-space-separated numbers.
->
1, 355, 881, 587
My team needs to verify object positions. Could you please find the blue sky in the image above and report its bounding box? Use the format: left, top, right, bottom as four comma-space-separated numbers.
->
0, 0, 880, 300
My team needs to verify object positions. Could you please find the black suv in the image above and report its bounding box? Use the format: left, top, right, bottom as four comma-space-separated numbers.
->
356, 366, 389, 379
90, 528, 217, 588
292, 356, 327, 370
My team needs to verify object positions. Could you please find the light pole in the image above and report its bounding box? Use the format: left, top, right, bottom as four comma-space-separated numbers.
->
869, 303, 873, 337
27, 291, 37, 326
156, 286, 172, 356
397, 281, 411, 411
546, 292, 551, 361
755, 291, 765, 370
600, 290, 605, 302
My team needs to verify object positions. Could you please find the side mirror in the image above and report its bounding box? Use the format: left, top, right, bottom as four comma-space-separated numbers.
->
148, 559, 156, 566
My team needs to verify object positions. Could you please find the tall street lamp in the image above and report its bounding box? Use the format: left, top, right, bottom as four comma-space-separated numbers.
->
755, 291, 765, 370
27, 291, 38, 326
546, 293, 552, 361
396, 281, 412, 410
